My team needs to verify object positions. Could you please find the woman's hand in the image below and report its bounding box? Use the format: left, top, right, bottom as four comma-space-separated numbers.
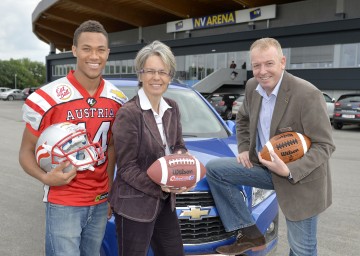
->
161, 185, 195, 194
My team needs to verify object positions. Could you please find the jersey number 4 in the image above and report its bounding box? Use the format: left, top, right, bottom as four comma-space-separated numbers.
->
77, 121, 111, 166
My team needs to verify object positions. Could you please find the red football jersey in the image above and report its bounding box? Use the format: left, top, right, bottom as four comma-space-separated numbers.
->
23, 71, 127, 206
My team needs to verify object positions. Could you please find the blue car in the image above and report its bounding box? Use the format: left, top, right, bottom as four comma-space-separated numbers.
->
101, 79, 279, 256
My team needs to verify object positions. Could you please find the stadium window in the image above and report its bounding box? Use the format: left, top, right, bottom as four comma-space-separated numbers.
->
290, 45, 334, 68
105, 63, 110, 74
216, 53, 227, 70
127, 59, 134, 73
109, 61, 115, 74
205, 54, 215, 77
115, 60, 121, 74
340, 43, 357, 67
66, 65, 72, 73
121, 60, 127, 74
175, 56, 186, 80
61, 65, 66, 76
358, 43, 360, 67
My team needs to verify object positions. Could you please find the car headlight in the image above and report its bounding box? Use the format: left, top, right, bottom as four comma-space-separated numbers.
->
252, 188, 274, 207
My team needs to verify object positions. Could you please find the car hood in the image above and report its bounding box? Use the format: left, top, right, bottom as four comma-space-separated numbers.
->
184, 136, 238, 191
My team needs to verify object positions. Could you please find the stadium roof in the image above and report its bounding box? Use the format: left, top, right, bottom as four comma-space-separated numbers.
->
32, 0, 303, 51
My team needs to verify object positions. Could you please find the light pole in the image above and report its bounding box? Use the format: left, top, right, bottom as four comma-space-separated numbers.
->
14, 74, 17, 89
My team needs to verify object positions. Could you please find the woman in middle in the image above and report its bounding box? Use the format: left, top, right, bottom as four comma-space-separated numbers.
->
109, 40, 188, 256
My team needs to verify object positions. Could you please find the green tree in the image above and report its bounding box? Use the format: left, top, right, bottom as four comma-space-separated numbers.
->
0, 58, 45, 89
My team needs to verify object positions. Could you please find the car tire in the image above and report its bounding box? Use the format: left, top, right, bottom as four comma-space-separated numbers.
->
333, 122, 343, 130
7, 95, 14, 101
225, 109, 233, 120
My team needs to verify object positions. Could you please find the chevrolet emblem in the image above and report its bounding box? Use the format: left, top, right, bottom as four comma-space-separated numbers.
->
180, 206, 210, 220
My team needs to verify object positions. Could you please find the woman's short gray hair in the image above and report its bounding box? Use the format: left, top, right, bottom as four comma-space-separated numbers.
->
135, 40, 176, 83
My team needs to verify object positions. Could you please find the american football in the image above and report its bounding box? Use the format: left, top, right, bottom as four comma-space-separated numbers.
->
147, 154, 206, 189
260, 132, 311, 163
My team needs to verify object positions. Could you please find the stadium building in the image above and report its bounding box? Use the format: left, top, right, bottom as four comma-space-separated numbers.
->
32, 0, 360, 98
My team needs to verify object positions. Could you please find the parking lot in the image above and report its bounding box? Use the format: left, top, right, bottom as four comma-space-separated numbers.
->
0, 100, 359, 256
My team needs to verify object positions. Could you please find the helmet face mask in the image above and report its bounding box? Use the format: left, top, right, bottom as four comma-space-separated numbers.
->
36, 122, 104, 173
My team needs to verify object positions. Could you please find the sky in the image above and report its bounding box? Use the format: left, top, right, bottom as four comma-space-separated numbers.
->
0, 0, 49, 63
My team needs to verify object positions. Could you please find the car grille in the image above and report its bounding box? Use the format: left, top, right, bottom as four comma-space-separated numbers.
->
179, 216, 236, 244
176, 192, 236, 244
176, 191, 214, 207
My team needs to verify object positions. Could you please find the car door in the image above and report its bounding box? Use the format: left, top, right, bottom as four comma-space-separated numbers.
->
14, 90, 23, 100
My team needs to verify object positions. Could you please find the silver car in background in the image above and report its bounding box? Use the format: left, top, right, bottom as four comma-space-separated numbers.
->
0, 89, 24, 101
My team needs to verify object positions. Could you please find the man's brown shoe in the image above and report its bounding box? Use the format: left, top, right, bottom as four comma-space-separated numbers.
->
216, 232, 266, 255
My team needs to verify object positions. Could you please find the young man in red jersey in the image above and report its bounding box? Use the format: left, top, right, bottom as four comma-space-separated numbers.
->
19, 20, 127, 256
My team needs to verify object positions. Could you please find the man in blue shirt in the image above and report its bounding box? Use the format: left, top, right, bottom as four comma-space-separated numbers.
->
206, 37, 335, 256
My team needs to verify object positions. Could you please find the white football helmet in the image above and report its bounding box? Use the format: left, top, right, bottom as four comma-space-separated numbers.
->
35, 122, 104, 173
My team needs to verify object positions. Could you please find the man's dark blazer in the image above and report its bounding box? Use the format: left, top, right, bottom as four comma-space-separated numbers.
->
109, 95, 186, 222
236, 71, 336, 221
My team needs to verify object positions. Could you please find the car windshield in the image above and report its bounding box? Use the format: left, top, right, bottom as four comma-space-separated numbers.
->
323, 94, 332, 102
117, 86, 230, 138
338, 95, 360, 103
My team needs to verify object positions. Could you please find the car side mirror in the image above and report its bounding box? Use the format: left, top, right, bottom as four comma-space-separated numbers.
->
332, 98, 335, 103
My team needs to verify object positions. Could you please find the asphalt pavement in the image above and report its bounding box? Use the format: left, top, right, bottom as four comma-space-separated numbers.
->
0, 100, 359, 256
